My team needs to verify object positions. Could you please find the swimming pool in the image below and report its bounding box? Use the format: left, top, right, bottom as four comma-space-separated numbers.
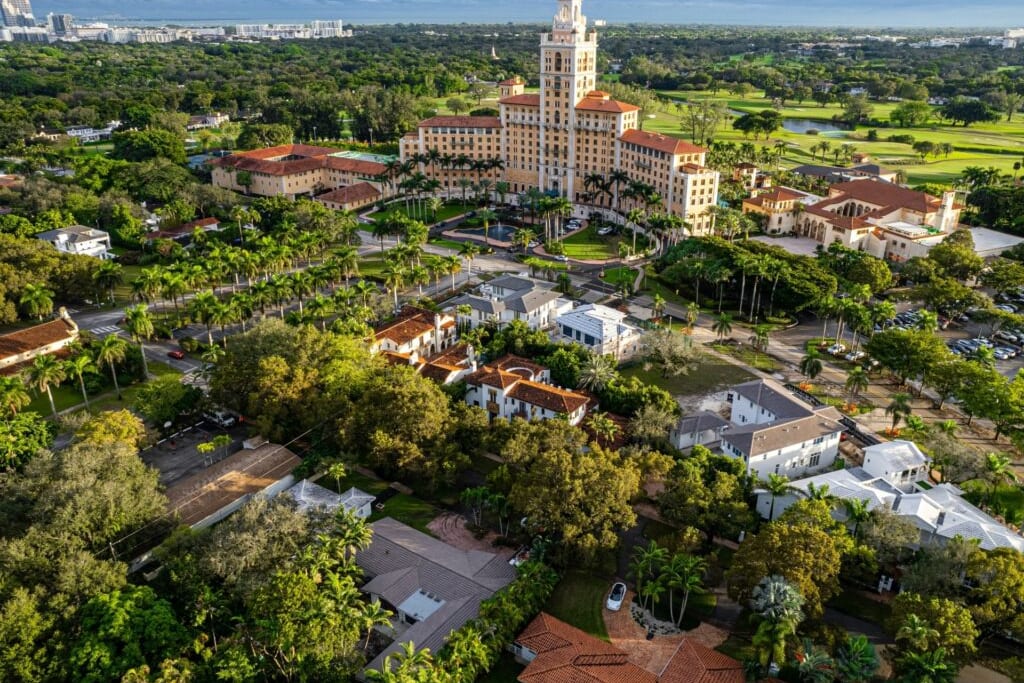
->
455, 223, 518, 242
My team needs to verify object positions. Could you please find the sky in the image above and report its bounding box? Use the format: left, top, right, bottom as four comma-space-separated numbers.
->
29, 0, 1024, 28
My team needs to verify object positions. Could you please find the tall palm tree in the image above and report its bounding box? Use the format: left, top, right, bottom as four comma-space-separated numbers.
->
64, 351, 97, 410
443, 254, 462, 291
123, 304, 154, 378
651, 293, 667, 323
93, 260, 124, 305
331, 245, 360, 285
306, 294, 334, 331
885, 393, 913, 434
290, 271, 315, 314
382, 264, 407, 312
459, 242, 480, 277
476, 208, 498, 245
209, 301, 236, 347
628, 541, 668, 611
842, 498, 872, 540
664, 553, 706, 627
24, 354, 66, 418
19, 283, 55, 321
799, 350, 823, 380
762, 473, 798, 520
95, 333, 128, 400
189, 290, 220, 346
0, 376, 31, 417
845, 366, 869, 399
685, 302, 700, 330
711, 313, 733, 341
353, 280, 377, 307
577, 353, 617, 392
749, 324, 771, 357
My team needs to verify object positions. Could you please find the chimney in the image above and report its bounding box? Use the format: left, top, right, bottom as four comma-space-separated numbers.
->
434, 314, 442, 353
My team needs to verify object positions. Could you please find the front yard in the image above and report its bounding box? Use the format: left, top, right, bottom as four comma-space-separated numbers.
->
620, 356, 755, 397
543, 571, 611, 641
561, 225, 621, 261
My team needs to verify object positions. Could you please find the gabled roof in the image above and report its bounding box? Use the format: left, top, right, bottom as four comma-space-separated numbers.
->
658, 639, 745, 683
862, 440, 930, 473
508, 379, 590, 415
466, 365, 523, 389
418, 116, 502, 129
315, 181, 381, 206
37, 224, 109, 243
722, 411, 845, 458
823, 179, 942, 215
373, 306, 454, 347
499, 93, 541, 107
576, 92, 640, 114
0, 314, 78, 362
619, 129, 706, 156
731, 379, 815, 420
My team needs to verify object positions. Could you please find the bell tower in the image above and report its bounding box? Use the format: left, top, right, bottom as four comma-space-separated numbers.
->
538, 0, 597, 199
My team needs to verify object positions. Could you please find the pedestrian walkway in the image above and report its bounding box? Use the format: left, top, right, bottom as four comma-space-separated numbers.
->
89, 325, 121, 335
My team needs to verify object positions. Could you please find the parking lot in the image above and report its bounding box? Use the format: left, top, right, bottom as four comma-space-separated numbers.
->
140, 420, 244, 486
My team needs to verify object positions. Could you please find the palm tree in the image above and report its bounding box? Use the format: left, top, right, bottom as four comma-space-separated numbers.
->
886, 392, 913, 435
577, 353, 617, 392
685, 302, 700, 330
895, 648, 956, 683
799, 350, 823, 380
796, 639, 835, 683
442, 254, 462, 292
64, 351, 96, 410
896, 614, 940, 653
123, 304, 154, 378
189, 290, 219, 346
19, 283, 55, 321
209, 301, 236, 347
326, 461, 347, 492
459, 242, 480, 277
628, 541, 668, 611
353, 280, 377, 307
762, 473, 798, 520
984, 452, 1018, 493
95, 333, 128, 400
712, 313, 733, 341
383, 264, 407, 311
835, 635, 879, 683
842, 498, 872, 540
306, 294, 334, 331
749, 324, 770, 357
585, 411, 620, 446
664, 553, 706, 627
845, 366, 869, 400
93, 260, 124, 305
804, 482, 838, 507
24, 354, 66, 418
0, 376, 31, 417
752, 618, 796, 674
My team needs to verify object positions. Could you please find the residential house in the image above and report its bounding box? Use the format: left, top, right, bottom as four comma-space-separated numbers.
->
757, 463, 1024, 553
465, 354, 590, 425
380, 342, 478, 385
64, 120, 121, 143
152, 216, 222, 241
285, 479, 376, 518
861, 440, 931, 491
37, 224, 113, 259
681, 379, 846, 480
186, 113, 230, 130
449, 275, 571, 331
0, 307, 79, 371
371, 306, 458, 356
512, 612, 744, 683
209, 144, 394, 201
555, 303, 643, 361
357, 517, 517, 673
796, 180, 961, 263
741, 186, 820, 235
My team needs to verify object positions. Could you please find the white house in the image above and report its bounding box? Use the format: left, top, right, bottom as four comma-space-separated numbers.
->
286, 479, 376, 518
716, 379, 845, 480
0, 307, 79, 370
670, 411, 730, 450
555, 303, 643, 361
37, 225, 113, 259
861, 440, 931, 492
465, 354, 589, 426
371, 305, 457, 356
449, 275, 571, 331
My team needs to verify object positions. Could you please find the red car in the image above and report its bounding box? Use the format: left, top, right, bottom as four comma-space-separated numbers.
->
167, 350, 185, 359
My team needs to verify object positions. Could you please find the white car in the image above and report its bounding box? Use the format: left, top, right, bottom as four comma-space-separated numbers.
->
554, 254, 569, 262
844, 350, 866, 362
597, 227, 614, 236
606, 582, 627, 611
826, 343, 846, 356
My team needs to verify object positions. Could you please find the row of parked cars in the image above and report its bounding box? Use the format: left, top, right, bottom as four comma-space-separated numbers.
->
948, 336, 1019, 361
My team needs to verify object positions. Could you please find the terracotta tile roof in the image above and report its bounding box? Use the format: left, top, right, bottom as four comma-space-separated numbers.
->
418, 116, 502, 129
211, 154, 323, 176
499, 77, 525, 86
420, 362, 460, 383
228, 143, 337, 160
373, 306, 448, 347
491, 354, 546, 378
576, 93, 640, 114
827, 179, 941, 214
0, 316, 78, 362
517, 613, 655, 683
508, 379, 589, 415
620, 129, 706, 156
181, 217, 220, 230
500, 93, 541, 107
466, 365, 523, 389
322, 156, 388, 175
658, 639, 745, 683
315, 182, 381, 206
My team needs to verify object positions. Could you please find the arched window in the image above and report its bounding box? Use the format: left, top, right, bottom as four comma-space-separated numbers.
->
554, 52, 563, 72
554, 111, 560, 125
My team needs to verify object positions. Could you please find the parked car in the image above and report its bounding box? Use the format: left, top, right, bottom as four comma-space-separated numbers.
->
205, 410, 236, 428
528, 241, 539, 248
167, 350, 185, 359
972, 338, 994, 348
844, 350, 866, 362
996, 304, 1018, 313
826, 343, 847, 356
554, 254, 569, 262
994, 330, 1020, 344
995, 345, 1018, 358
606, 582, 627, 611
597, 227, 614, 236
994, 349, 1013, 361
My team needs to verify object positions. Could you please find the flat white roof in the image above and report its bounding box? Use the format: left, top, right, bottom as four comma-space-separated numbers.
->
969, 227, 1024, 257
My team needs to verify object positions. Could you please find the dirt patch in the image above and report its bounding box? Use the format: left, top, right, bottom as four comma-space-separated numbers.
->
603, 588, 731, 675
426, 511, 515, 558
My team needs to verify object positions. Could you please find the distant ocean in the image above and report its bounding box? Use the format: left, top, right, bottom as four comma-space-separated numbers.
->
29, 0, 1024, 28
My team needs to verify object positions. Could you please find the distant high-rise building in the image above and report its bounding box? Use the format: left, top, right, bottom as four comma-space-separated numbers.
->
47, 12, 73, 35
1, 0, 35, 27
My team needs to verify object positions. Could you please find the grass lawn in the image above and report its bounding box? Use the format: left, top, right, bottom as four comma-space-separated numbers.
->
319, 469, 391, 496
87, 360, 182, 414
645, 591, 718, 631
28, 359, 181, 416
709, 342, 780, 373
428, 237, 466, 251
601, 266, 637, 289
368, 493, 439, 535
113, 264, 144, 304
478, 652, 524, 683
620, 355, 754, 397
544, 571, 611, 641
826, 588, 892, 626
561, 225, 620, 261
356, 257, 387, 280
367, 201, 476, 225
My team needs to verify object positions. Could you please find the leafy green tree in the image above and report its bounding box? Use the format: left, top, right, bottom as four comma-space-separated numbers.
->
0, 411, 53, 471
964, 547, 1024, 641
834, 634, 879, 683
236, 122, 293, 149
799, 350, 823, 380
941, 98, 1000, 127
641, 328, 700, 378
890, 593, 978, 663
577, 352, 618, 392
133, 375, 203, 428
894, 648, 957, 683
67, 585, 188, 683
111, 129, 186, 164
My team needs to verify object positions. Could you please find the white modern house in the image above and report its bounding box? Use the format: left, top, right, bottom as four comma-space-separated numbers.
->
555, 303, 643, 361
712, 379, 846, 480
36, 225, 113, 259
755, 440, 1024, 553
449, 275, 571, 331
465, 354, 589, 426
286, 479, 376, 518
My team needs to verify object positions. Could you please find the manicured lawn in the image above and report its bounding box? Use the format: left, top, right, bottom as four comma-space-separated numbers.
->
543, 571, 611, 641
708, 342, 780, 373
368, 493, 440, 536
826, 588, 892, 626
428, 237, 466, 251
601, 266, 637, 289
620, 355, 754, 397
561, 225, 620, 261
645, 590, 718, 631
478, 652, 524, 683
28, 359, 180, 417
113, 264, 144, 304
356, 258, 387, 280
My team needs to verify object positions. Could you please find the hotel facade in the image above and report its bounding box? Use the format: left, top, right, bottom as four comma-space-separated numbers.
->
399, 0, 720, 233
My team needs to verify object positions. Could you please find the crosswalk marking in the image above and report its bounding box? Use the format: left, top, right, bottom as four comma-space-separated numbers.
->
89, 325, 121, 335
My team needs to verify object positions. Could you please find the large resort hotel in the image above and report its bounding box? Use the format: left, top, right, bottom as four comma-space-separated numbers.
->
401, 0, 720, 231
211, 0, 721, 231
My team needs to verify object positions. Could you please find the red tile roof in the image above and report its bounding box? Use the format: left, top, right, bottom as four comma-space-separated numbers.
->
0, 316, 78, 362
373, 306, 453, 347
657, 640, 745, 683
181, 217, 220, 230
500, 94, 541, 107
577, 93, 640, 114
826, 179, 941, 214
508, 379, 589, 415
491, 354, 546, 378
620, 129, 706, 156
466, 365, 523, 390
419, 116, 502, 129
323, 156, 388, 175
315, 182, 381, 206
210, 144, 387, 177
